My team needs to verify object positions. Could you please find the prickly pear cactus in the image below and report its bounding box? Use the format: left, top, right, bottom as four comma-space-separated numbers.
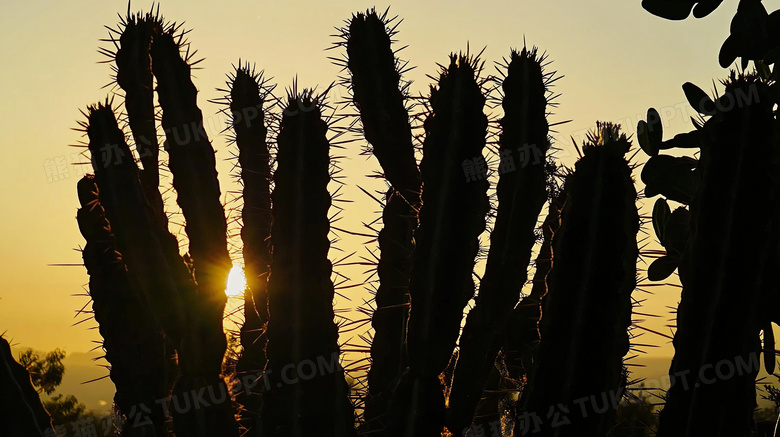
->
640, 72, 779, 437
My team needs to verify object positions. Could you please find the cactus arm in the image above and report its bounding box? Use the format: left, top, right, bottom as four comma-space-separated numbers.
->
261, 93, 356, 437
76, 175, 168, 436
342, 10, 421, 432
150, 24, 233, 332
521, 124, 639, 435
344, 9, 422, 207
149, 26, 239, 437
387, 54, 490, 437
224, 64, 273, 435
231, 65, 271, 371
447, 47, 552, 433
113, 10, 166, 225
85, 102, 190, 342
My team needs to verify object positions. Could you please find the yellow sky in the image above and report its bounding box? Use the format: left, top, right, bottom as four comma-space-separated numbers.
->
1, 0, 776, 403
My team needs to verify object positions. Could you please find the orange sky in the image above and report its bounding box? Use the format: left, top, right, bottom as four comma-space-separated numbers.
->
2, 0, 776, 412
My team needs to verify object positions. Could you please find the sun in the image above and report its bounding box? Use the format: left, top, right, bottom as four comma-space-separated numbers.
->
224, 264, 247, 297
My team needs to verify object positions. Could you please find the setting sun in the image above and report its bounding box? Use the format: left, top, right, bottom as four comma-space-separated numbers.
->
225, 264, 247, 297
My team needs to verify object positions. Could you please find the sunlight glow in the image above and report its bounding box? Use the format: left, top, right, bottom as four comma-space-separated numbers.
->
225, 265, 247, 297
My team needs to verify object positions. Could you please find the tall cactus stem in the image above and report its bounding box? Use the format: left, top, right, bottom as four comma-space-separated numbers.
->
85, 101, 236, 437
342, 9, 421, 432
344, 9, 422, 208
226, 63, 273, 435
76, 175, 168, 437
113, 10, 166, 225
520, 123, 638, 436
387, 53, 490, 437
656, 73, 775, 437
261, 91, 356, 437
447, 47, 552, 433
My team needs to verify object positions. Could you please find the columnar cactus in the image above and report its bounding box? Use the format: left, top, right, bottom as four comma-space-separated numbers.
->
84, 101, 237, 436
81, 10, 238, 436
74, 6, 669, 437
447, 47, 553, 434
520, 123, 639, 436
386, 53, 490, 437
76, 175, 168, 436
342, 9, 422, 208
260, 92, 356, 437
219, 64, 274, 435
150, 21, 234, 360
340, 9, 421, 432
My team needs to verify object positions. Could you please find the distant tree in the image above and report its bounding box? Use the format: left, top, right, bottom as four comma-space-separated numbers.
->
19, 347, 108, 429
18, 348, 65, 395
43, 394, 88, 424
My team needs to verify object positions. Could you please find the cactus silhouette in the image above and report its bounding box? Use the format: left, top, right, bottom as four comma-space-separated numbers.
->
0, 336, 57, 436
217, 64, 274, 435
80, 9, 238, 436
640, 71, 778, 437
339, 9, 421, 433
386, 52, 490, 437
76, 174, 168, 436
447, 47, 554, 435
519, 123, 639, 436
71, 6, 671, 436
259, 91, 356, 437
83, 100, 237, 436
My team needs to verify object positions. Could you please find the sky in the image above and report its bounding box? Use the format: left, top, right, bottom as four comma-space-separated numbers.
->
1, 0, 777, 412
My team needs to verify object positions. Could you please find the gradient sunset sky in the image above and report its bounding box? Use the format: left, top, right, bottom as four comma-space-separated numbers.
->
1, 0, 776, 403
